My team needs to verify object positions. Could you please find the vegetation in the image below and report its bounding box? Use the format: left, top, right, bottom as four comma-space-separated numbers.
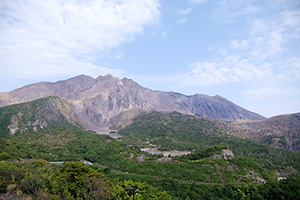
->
0, 160, 170, 199
0, 96, 83, 137
0, 110, 300, 199
1, 159, 299, 199
118, 112, 300, 174
177, 145, 229, 161
0, 129, 272, 184
118, 111, 230, 151
107, 172, 300, 200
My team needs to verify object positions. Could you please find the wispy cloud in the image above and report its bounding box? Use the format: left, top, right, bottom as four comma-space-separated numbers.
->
176, 6, 194, 24
217, 1, 300, 59
210, 0, 300, 100
244, 86, 300, 100
247, 17, 289, 58
176, 56, 272, 86
214, 0, 259, 23
0, 0, 160, 79
179, 7, 194, 15
177, 18, 186, 24
135, 0, 300, 103
189, 0, 207, 4
230, 40, 250, 49
133, 55, 273, 88
276, 57, 300, 81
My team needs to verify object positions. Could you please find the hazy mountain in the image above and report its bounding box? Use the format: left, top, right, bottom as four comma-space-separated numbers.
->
0, 74, 265, 132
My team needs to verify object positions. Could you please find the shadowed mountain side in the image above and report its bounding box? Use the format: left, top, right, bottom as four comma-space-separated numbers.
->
0, 74, 265, 131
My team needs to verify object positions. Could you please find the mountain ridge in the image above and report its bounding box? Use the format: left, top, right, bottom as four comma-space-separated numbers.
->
0, 74, 265, 132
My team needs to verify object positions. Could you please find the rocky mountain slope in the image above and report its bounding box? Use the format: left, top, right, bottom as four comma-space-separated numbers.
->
0, 74, 265, 132
226, 113, 300, 152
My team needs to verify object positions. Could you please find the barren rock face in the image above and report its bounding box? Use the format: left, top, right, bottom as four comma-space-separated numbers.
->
210, 149, 235, 160
221, 149, 235, 160
0, 74, 265, 131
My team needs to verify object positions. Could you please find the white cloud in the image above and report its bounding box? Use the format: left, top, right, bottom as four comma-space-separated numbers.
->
280, 10, 300, 27
214, 0, 259, 22
218, 2, 300, 59
189, 0, 207, 4
179, 7, 194, 15
280, 10, 300, 39
0, 0, 160, 79
244, 87, 300, 100
174, 56, 273, 87
277, 57, 300, 81
177, 7, 193, 24
248, 18, 287, 58
161, 31, 168, 38
177, 18, 186, 24
208, 46, 215, 50
230, 40, 250, 49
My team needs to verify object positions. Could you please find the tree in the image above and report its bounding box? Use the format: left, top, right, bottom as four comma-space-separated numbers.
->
0, 152, 10, 160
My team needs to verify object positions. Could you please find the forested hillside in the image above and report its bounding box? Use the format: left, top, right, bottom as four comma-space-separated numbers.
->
1, 126, 300, 199
0, 96, 86, 137
118, 112, 300, 174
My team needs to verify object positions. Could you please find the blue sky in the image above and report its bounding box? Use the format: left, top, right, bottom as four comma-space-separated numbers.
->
0, 0, 299, 117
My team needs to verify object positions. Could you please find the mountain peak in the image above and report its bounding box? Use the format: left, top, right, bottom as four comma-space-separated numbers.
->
97, 73, 118, 81
65, 74, 95, 83
0, 74, 265, 131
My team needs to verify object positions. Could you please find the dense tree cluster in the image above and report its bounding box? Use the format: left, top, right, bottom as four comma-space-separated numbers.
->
0, 161, 170, 199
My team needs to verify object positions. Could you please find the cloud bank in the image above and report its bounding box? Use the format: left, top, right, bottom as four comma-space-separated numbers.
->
0, 0, 160, 79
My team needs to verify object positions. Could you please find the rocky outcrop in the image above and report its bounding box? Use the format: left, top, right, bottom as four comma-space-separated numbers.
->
210, 149, 235, 160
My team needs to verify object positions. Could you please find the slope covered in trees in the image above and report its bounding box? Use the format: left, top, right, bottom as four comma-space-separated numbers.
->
1, 127, 300, 199
0, 96, 86, 137
0, 160, 170, 199
118, 112, 300, 174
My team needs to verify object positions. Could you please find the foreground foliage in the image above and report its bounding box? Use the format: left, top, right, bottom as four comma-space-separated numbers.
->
1, 160, 299, 200
0, 161, 170, 199
108, 172, 300, 200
